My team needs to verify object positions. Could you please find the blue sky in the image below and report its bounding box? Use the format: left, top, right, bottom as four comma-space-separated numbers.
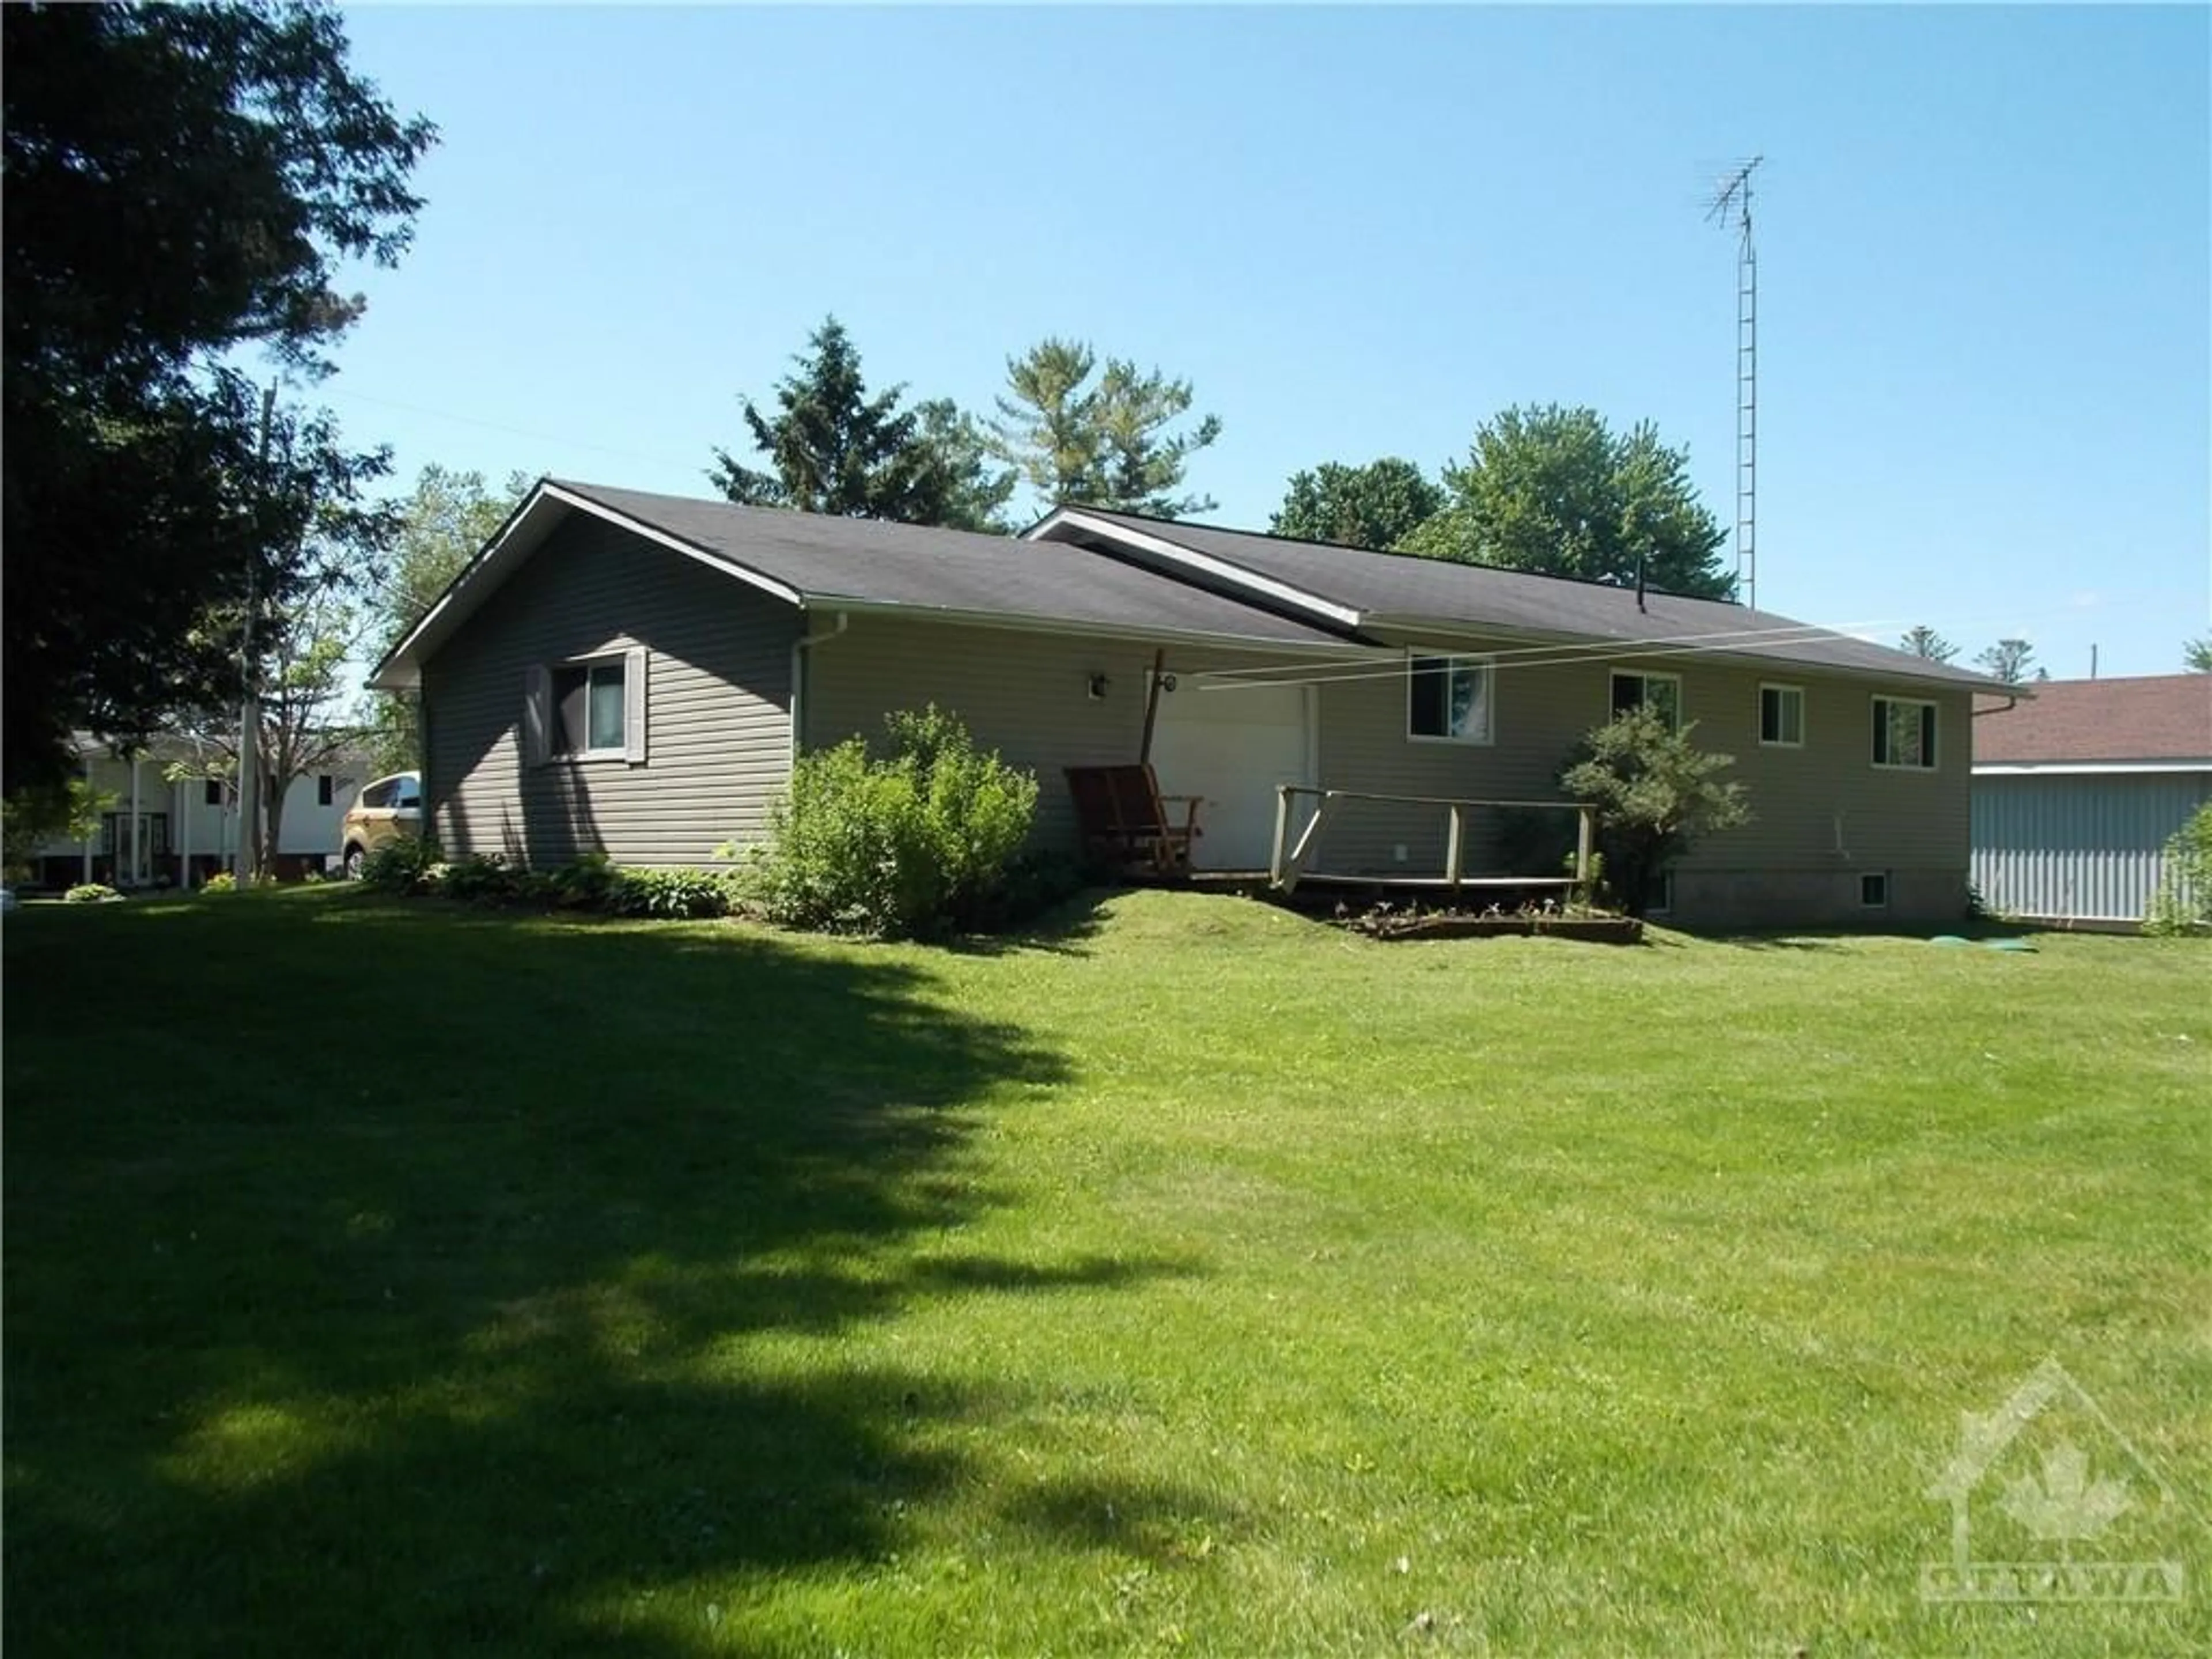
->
327, 5, 2209, 679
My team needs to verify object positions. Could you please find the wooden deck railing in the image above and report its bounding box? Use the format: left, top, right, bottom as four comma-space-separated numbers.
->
1270, 785, 1596, 897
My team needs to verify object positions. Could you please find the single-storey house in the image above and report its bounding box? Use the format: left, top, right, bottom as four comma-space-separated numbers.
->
371, 479, 1997, 926
1971, 674, 2212, 926
29, 733, 377, 889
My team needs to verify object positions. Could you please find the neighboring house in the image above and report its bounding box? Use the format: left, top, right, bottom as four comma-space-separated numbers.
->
1971, 675, 2212, 927
372, 479, 1997, 926
31, 733, 376, 889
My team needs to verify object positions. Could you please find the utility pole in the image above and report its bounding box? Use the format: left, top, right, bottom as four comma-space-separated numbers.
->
1705, 157, 1763, 613
236, 381, 276, 882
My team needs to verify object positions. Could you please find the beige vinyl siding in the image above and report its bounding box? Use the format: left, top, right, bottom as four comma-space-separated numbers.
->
1312, 646, 1585, 873
1666, 665, 1970, 873
423, 516, 797, 868
809, 620, 1969, 914
801, 615, 1324, 851
1310, 643, 1971, 900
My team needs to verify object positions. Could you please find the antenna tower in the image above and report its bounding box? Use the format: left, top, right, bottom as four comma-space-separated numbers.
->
1706, 157, 1763, 612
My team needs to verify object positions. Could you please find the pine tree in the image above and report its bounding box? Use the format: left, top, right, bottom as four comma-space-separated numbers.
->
1899, 626, 1960, 662
990, 339, 1220, 518
710, 318, 956, 524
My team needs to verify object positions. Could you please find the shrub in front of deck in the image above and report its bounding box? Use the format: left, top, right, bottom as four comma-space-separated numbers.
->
744, 705, 1038, 938
2143, 803, 2212, 935
1560, 707, 1751, 918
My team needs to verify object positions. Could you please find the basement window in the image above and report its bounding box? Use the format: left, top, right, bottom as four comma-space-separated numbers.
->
1861, 872, 1890, 908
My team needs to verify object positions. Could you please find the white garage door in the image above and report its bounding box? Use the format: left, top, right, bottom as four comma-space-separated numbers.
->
1148, 676, 1315, 871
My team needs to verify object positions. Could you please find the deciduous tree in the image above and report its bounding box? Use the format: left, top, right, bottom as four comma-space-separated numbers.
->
1271, 459, 1444, 551
172, 414, 400, 868
379, 466, 531, 646
3, 0, 434, 791
365, 466, 530, 771
1398, 405, 1734, 600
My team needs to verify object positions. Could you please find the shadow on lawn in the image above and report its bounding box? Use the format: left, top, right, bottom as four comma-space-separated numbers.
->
2, 895, 1176, 1656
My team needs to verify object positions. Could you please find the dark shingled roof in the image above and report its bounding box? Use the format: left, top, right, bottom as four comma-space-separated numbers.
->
552, 482, 1352, 647
1973, 675, 2212, 766
1047, 507, 1998, 688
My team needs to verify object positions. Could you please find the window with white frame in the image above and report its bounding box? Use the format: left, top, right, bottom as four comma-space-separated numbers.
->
1610, 669, 1681, 732
1407, 655, 1494, 744
1759, 683, 1805, 747
1871, 695, 1937, 770
527, 648, 647, 766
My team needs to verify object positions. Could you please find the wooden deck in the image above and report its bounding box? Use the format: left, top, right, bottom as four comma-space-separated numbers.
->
1268, 785, 1595, 899
1178, 870, 1575, 891
1153, 869, 1582, 913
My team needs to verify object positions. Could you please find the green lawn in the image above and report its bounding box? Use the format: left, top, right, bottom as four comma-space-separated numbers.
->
5, 889, 2207, 1657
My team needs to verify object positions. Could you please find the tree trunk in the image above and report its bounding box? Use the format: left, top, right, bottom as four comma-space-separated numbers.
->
259, 764, 285, 876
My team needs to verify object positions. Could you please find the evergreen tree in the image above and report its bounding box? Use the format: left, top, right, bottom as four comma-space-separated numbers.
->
990, 339, 1221, 518
1561, 707, 1752, 918
1899, 626, 1960, 663
1974, 638, 2044, 684
709, 317, 958, 524
914, 399, 1019, 535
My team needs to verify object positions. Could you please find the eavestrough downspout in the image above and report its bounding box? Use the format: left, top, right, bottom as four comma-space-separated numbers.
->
789, 609, 850, 763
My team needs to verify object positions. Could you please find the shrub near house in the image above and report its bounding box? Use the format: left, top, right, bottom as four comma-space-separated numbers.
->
1561, 708, 1752, 917
353, 709, 1054, 939
1499, 709, 1752, 917
738, 706, 1043, 939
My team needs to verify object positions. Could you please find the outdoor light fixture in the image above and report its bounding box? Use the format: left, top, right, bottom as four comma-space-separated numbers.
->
1087, 673, 1110, 700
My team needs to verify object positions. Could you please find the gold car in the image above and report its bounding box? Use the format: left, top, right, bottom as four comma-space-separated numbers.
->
339, 771, 423, 878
